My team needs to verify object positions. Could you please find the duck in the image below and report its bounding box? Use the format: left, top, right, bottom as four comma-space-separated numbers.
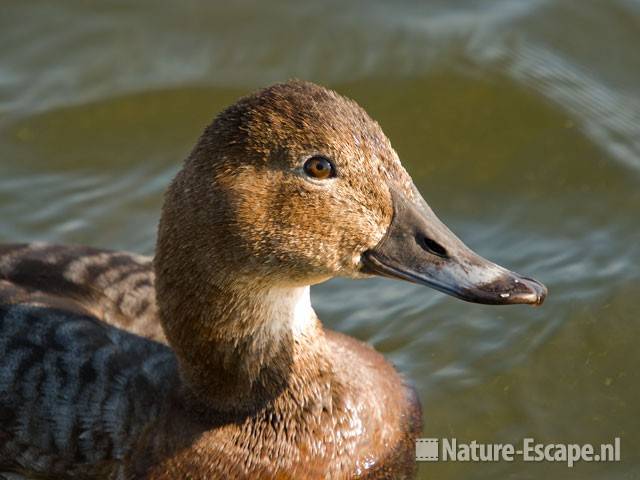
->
0, 80, 547, 479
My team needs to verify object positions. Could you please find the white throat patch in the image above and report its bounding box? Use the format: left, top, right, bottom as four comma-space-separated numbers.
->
264, 286, 315, 340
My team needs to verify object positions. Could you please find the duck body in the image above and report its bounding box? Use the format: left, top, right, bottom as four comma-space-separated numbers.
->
0, 80, 546, 479
0, 243, 420, 479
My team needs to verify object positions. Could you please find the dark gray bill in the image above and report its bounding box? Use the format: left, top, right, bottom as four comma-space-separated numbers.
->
361, 187, 547, 306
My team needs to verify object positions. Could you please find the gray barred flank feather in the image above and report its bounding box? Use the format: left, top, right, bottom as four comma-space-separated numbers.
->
0, 300, 177, 477
0, 243, 176, 478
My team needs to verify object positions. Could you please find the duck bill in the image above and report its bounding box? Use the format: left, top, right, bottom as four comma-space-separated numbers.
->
361, 187, 547, 306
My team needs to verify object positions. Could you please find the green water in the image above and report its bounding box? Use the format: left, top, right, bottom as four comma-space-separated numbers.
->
1, 1, 639, 478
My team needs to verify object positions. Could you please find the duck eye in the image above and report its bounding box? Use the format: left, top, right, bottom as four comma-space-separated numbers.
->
303, 156, 335, 180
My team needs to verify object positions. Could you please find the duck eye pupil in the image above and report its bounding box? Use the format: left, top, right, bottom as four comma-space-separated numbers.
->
304, 156, 335, 180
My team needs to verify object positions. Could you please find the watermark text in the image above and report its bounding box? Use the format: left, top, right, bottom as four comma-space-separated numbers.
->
416, 437, 620, 467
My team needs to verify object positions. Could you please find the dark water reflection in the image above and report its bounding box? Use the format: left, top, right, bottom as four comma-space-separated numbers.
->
1, 1, 639, 478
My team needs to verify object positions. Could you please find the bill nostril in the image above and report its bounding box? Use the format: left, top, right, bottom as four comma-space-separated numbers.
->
416, 234, 448, 258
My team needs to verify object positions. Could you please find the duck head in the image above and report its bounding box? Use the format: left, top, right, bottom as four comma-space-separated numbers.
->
158, 80, 546, 306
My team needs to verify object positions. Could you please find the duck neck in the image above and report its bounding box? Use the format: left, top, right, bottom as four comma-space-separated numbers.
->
160, 280, 329, 413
